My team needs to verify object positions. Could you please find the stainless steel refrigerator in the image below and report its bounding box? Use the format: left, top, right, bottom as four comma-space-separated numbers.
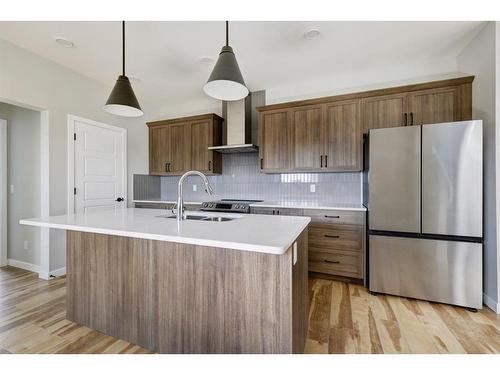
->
364, 120, 483, 310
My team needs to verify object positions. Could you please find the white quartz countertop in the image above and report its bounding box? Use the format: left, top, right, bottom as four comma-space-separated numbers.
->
20, 208, 310, 255
132, 199, 366, 211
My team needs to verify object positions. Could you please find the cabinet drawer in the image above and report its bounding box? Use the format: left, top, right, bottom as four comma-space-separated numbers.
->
303, 209, 364, 225
308, 250, 362, 278
250, 207, 303, 216
309, 225, 362, 252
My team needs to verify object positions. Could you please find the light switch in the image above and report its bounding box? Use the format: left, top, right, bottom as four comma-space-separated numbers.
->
193, 184, 197, 192
10, 185, 14, 194
23, 240, 29, 250
310, 184, 316, 193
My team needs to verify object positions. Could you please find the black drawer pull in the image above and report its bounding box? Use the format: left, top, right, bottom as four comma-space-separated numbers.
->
404, 113, 408, 126
324, 260, 340, 264
324, 234, 340, 239
208, 160, 212, 170
410, 112, 414, 125
325, 155, 328, 168
320, 155, 323, 168
324, 215, 340, 219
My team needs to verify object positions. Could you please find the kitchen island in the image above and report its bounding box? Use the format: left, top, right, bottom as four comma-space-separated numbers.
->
20, 208, 310, 354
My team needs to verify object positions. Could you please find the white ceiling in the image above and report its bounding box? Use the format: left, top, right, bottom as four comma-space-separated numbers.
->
0, 21, 485, 113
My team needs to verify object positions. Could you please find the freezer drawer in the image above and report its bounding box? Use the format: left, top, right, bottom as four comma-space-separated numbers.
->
368, 126, 421, 233
422, 121, 483, 237
369, 235, 482, 309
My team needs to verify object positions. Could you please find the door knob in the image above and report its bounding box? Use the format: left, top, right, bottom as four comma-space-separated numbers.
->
115, 197, 124, 202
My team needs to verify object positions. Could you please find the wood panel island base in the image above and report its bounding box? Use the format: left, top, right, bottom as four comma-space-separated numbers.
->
66, 229, 308, 354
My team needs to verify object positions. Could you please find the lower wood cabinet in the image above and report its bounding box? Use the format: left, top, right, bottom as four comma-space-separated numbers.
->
147, 113, 223, 176
250, 206, 366, 281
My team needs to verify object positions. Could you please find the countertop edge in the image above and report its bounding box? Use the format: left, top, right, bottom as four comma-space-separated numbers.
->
19, 217, 311, 255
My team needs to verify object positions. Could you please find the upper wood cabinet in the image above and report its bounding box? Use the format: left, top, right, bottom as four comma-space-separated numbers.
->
149, 125, 170, 175
323, 100, 361, 171
292, 105, 323, 170
259, 109, 294, 171
361, 93, 408, 133
257, 76, 473, 173
407, 87, 457, 126
147, 114, 223, 176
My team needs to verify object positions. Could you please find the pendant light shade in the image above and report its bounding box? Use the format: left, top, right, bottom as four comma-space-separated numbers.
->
203, 21, 248, 101
104, 21, 143, 117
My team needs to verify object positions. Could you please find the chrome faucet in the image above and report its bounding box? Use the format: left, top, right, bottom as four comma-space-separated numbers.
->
176, 170, 214, 221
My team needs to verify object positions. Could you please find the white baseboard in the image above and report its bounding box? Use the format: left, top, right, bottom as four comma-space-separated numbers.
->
50, 267, 66, 277
7, 259, 66, 280
7, 258, 40, 273
483, 293, 500, 314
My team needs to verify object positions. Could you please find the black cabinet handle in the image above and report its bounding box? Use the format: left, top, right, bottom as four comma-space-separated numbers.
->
260, 158, 263, 169
320, 155, 323, 168
404, 113, 408, 126
324, 234, 340, 238
272, 209, 276, 215
325, 155, 328, 168
115, 197, 124, 202
276, 210, 280, 215
165, 162, 168, 172
410, 112, 414, 126
208, 160, 212, 171
324, 260, 340, 264
324, 215, 340, 219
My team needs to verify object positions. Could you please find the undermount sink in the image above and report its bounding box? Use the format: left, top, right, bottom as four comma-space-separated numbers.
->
157, 214, 235, 222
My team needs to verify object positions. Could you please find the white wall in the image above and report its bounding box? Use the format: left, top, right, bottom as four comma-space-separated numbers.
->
457, 22, 499, 312
0, 38, 159, 271
0, 103, 41, 266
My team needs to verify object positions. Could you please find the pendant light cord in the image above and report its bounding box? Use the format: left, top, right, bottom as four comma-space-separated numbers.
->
225, 20, 229, 46
122, 20, 125, 76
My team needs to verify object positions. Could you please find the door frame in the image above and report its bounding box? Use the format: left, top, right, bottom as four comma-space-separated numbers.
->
67, 115, 127, 214
0, 119, 7, 267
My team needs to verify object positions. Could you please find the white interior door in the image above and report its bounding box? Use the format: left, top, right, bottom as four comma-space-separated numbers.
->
73, 118, 126, 213
0, 119, 7, 267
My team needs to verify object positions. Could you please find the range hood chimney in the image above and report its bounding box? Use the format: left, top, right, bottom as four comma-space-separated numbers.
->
208, 90, 265, 153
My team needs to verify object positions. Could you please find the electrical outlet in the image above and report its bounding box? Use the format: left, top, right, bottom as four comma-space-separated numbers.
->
10, 185, 14, 194
193, 184, 197, 192
310, 184, 316, 193
23, 240, 29, 250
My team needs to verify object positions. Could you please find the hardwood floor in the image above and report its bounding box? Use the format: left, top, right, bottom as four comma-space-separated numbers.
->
305, 278, 500, 354
1, 266, 498, 354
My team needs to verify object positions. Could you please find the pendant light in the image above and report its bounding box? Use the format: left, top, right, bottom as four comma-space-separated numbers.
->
203, 21, 248, 101
104, 21, 143, 117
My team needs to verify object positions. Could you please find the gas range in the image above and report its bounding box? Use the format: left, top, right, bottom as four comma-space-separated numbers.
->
200, 199, 263, 214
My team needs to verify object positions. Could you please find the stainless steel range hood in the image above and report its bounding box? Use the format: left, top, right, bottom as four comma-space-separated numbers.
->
208, 90, 265, 153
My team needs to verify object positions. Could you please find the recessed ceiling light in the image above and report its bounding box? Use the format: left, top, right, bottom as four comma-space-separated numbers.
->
304, 28, 321, 40
54, 37, 75, 48
199, 56, 215, 64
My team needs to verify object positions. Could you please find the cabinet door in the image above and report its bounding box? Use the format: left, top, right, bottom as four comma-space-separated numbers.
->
149, 125, 170, 175
167, 122, 190, 174
190, 119, 212, 173
361, 93, 408, 133
323, 100, 362, 171
259, 110, 293, 172
291, 105, 322, 170
408, 87, 457, 125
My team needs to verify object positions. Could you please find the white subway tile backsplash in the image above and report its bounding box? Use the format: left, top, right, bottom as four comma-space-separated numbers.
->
157, 153, 361, 204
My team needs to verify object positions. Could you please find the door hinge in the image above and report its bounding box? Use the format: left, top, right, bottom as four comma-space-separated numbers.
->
74, 187, 77, 195
73, 133, 76, 141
